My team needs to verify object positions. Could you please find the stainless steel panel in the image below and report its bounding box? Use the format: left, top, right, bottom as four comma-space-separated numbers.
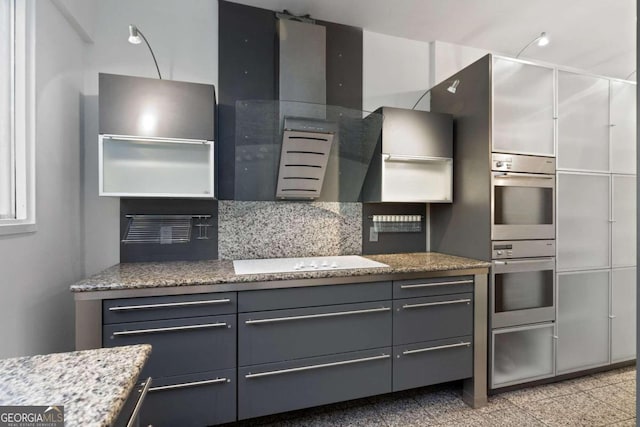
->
278, 19, 326, 104
378, 107, 453, 158
491, 257, 555, 329
492, 240, 555, 259
491, 172, 555, 240
491, 153, 556, 174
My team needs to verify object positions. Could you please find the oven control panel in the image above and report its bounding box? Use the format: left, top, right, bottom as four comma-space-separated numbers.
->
492, 240, 556, 259
492, 153, 556, 174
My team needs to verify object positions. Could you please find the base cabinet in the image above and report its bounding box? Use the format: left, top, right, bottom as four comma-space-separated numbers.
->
238, 348, 392, 420
491, 323, 555, 388
611, 268, 637, 362
556, 271, 610, 374
140, 370, 236, 427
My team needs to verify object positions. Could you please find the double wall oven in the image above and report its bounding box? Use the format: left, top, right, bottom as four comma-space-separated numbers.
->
490, 153, 557, 389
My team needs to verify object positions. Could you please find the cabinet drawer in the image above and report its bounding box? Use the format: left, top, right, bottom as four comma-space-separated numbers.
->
238, 282, 391, 312
103, 292, 236, 324
140, 369, 236, 427
393, 276, 473, 299
393, 293, 473, 345
239, 301, 392, 366
393, 337, 473, 392
103, 315, 236, 378
238, 348, 392, 420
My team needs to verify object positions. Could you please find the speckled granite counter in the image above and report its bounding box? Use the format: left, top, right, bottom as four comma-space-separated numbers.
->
70, 252, 490, 293
0, 345, 151, 427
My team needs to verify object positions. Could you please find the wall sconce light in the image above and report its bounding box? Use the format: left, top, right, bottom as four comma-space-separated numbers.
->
128, 24, 162, 79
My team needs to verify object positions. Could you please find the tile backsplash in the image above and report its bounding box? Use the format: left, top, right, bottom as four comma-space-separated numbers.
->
218, 201, 362, 259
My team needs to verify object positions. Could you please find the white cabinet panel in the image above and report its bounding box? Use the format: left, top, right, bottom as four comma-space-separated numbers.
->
557, 173, 610, 270
611, 268, 637, 362
557, 270, 610, 374
610, 81, 637, 174
492, 58, 555, 156
492, 323, 555, 388
557, 71, 610, 171
612, 175, 637, 267
100, 136, 215, 198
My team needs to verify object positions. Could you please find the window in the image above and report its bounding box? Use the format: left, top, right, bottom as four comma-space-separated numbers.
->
0, 0, 34, 234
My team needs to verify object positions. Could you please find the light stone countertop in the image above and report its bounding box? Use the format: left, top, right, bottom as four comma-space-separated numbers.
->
70, 252, 490, 293
0, 345, 151, 427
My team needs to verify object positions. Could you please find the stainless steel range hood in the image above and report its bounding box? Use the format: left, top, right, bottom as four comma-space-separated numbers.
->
276, 17, 331, 199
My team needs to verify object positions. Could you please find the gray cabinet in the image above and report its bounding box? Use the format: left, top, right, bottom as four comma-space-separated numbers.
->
611, 267, 637, 363
557, 172, 610, 271
140, 369, 236, 427
99, 73, 215, 141
557, 71, 610, 172
238, 348, 392, 420
492, 57, 555, 156
610, 81, 637, 174
393, 336, 472, 392
393, 293, 472, 345
238, 301, 392, 366
612, 175, 637, 267
557, 270, 610, 374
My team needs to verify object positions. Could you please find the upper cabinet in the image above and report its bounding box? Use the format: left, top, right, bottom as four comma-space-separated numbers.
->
361, 107, 454, 203
492, 57, 555, 157
98, 74, 216, 198
610, 81, 637, 174
557, 71, 610, 172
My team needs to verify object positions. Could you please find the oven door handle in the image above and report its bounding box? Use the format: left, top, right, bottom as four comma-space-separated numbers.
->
494, 172, 554, 179
494, 257, 555, 265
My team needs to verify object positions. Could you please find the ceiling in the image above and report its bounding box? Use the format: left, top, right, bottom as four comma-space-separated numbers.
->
230, 0, 636, 80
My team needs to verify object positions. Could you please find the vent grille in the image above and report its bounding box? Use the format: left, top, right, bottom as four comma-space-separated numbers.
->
276, 130, 335, 199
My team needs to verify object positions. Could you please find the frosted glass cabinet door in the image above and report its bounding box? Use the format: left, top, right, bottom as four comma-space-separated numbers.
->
557, 173, 610, 270
492, 323, 555, 388
612, 175, 637, 267
492, 58, 555, 156
611, 268, 637, 362
557, 271, 610, 374
610, 81, 637, 174
557, 71, 610, 171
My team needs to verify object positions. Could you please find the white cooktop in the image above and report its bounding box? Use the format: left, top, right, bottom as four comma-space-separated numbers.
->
233, 255, 389, 275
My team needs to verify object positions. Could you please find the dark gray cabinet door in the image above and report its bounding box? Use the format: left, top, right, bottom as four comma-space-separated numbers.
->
393, 293, 473, 345
238, 348, 392, 419
393, 276, 474, 299
238, 282, 392, 312
103, 292, 237, 324
239, 301, 392, 366
393, 336, 473, 392
99, 73, 215, 141
103, 314, 236, 379
140, 369, 236, 427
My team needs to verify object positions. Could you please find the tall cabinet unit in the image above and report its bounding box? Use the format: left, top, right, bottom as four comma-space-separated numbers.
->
556, 71, 637, 374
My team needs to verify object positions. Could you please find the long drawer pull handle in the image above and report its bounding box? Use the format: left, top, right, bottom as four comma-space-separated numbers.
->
245, 307, 391, 325
402, 342, 471, 355
149, 378, 229, 392
127, 377, 152, 427
112, 322, 228, 336
400, 280, 473, 289
245, 354, 390, 379
402, 298, 471, 309
109, 299, 231, 311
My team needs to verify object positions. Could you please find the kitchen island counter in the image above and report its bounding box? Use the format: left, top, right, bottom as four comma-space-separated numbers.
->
0, 345, 151, 427
70, 252, 490, 294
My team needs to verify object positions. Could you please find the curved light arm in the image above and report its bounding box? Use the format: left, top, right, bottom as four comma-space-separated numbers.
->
516, 32, 548, 58
135, 28, 162, 79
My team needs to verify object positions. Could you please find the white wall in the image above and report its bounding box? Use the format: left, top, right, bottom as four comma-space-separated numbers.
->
82, 0, 219, 276
0, 0, 85, 358
363, 30, 431, 112
430, 40, 490, 85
